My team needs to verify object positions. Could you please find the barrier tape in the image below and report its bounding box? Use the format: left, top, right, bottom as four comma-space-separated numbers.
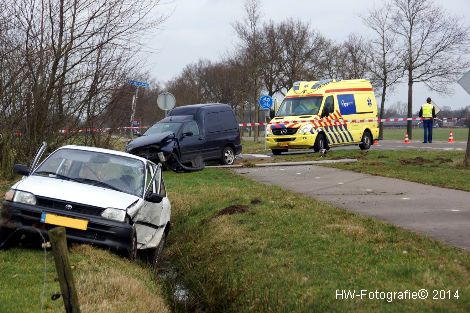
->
10, 117, 467, 136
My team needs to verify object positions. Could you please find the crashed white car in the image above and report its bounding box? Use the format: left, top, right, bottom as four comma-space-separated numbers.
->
0, 144, 171, 264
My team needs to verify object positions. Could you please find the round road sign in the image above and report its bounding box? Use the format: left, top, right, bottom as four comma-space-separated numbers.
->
157, 92, 176, 111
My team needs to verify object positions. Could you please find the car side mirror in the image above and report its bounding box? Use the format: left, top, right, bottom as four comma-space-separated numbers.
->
134, 132, 142, 137
182, 131, 193, 137
145, 193, 163, 203
14, 164, 30, 176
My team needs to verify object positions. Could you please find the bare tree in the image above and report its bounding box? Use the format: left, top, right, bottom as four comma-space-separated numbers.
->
363, 4, 403, 139
392, 0, 470, 139
233, 0, 263, 139
0, 0, 165, 176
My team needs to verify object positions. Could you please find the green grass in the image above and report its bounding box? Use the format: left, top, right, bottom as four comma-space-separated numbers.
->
381, 128, 468, 141
163, 169, 470, 312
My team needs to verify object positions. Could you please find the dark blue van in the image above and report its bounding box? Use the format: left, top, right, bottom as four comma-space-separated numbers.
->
126, 104, 242, 170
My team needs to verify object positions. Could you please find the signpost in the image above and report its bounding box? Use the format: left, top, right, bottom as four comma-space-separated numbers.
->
127, 80, 150, 136
457, 70, 470, 167
259, 95, 273, 151
157, 92, 176, 116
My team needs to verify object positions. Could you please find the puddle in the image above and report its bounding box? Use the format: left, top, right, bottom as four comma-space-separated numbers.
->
157, 259, 195, 310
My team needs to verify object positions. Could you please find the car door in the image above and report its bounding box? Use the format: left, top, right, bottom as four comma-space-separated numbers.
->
178, 121, 205, 163
133, 162, 166, 249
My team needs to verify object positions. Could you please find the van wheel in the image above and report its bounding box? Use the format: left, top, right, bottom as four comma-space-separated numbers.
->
313, 134, 327, 152
271, 149, 287, 155
359, 131, 372, 150
221, 146, 235, 165
0, 227, 15, 249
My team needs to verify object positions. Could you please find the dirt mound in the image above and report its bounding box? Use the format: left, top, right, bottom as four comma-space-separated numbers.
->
250, 198, 262, 205
215, 205, 249, 217
399, 157, 433, 165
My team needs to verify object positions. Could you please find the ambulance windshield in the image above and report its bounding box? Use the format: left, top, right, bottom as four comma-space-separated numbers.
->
276, 96, 323, 116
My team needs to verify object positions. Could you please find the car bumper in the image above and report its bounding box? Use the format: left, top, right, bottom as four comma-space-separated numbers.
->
266, 133, 317, 149
1, 201, 133, 252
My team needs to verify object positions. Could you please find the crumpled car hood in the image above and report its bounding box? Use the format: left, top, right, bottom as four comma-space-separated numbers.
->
15, 175, 140, 210
126, 131, 174, 152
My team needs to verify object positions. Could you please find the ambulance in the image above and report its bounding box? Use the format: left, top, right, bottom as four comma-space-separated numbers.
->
266, 79, 379, 155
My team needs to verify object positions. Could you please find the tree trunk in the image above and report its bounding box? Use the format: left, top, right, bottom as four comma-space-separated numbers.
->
379, 85, 386, 140
407, 74, 413, 139
465, 120, 470, 167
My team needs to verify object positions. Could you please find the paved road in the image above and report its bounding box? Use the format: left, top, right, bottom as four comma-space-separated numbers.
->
234, 165, 470, 250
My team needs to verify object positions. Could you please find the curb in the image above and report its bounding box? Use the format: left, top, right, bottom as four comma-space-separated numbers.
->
208, 159, 358, 168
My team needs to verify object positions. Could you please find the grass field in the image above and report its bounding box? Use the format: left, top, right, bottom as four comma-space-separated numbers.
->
162, 169, 470, 312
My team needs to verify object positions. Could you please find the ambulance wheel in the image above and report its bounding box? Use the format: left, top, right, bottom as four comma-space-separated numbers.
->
313, 134, 327, 152
359, 131, 372, 150
272, 149, 287, 155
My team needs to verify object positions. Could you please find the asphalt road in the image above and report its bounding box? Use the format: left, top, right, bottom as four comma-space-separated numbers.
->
234, 165, 470, 250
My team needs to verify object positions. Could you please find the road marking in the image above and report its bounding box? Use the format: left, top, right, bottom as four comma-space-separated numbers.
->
338, 182, 344, 185
365, 189, 373, 192
315, 177, 321, 179
402, 197, 410, 200
280, 169, 285, 171
296, 173, 302, 175
450, 209, 461, 212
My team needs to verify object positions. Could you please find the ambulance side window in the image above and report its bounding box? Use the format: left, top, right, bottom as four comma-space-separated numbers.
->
322, 96, 334, 118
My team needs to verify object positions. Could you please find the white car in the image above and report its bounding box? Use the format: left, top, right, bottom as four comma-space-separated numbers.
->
0, 144, 171, 265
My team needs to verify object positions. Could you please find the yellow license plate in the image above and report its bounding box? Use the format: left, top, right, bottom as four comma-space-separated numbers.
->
40, 212, 88, 230
278, 142, 289, 147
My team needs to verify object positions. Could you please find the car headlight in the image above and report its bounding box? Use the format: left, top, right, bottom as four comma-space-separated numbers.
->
101, 208, 126, 222
299, 124, 313, 134
4, 189, 15, 201
13, 190, 37, 205
266, 127, 272, 135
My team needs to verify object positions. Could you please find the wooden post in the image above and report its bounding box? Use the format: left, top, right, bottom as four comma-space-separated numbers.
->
48, 227, 81, 313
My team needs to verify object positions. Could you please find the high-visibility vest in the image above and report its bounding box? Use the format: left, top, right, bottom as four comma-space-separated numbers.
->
422, 103, 433, 118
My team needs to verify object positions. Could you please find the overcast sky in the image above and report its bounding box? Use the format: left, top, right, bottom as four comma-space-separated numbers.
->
144, 0, 470, 110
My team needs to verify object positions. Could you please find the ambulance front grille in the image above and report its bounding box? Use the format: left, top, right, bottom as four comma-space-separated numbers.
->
275, 138, 295, 142
272, 128, 298, 136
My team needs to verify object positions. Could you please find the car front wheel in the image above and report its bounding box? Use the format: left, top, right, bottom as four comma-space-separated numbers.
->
150, 232, 166, 269
221, 146, 235, 165
313, 134, 327, 152
126, 226, 137, 260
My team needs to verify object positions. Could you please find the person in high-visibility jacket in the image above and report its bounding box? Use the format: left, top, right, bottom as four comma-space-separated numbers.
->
419, 97, 436, 143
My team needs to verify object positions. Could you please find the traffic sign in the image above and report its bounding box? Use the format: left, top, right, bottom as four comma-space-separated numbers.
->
157, 92, 176, 111
458, 70, 470, 95
128, 80, 150, 89
259, 95, 273, 110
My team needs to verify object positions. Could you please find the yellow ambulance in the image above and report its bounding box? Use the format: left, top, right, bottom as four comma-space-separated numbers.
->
266, 79, 379, 155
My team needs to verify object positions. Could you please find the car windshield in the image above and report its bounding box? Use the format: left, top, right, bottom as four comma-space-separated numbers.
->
34, 148, 145, 197
276, 96, 323, 116
144, 122, 182, 136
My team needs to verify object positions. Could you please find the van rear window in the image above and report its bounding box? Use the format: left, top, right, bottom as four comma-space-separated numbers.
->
206, 111, 238, 133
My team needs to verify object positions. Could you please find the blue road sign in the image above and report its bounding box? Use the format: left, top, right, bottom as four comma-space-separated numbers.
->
128, 80, 150, 88
258, 95, 273, 110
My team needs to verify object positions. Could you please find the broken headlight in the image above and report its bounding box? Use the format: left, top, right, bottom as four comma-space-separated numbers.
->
11, 190, 37, 205
101, 208, 126, 222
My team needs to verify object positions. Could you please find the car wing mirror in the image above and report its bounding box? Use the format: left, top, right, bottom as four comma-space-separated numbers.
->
182, 131, 193, 138
14, 164, 30, 176
145, 192, 163, 203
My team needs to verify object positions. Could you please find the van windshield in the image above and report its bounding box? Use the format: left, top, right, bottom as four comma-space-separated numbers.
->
144, 122, 182, 136
276, 96, 323, 116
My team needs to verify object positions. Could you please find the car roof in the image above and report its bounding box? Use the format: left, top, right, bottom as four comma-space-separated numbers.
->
159, 115, 194, 123
168, 103, 231, 116
59, 145, 149, 163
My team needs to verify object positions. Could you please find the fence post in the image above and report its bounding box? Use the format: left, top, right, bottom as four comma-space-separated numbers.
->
48, 227, 81, 313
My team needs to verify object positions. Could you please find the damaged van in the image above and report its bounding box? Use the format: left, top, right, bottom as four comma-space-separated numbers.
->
0, 143, 170, 266
126, 103, 242, 170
